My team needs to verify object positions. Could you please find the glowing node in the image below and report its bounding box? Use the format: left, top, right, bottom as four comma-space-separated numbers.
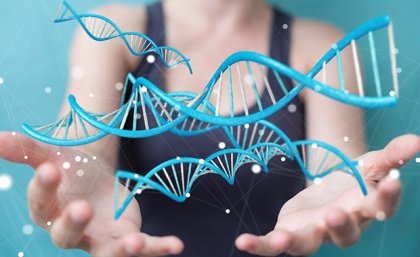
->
282, 23, 289, 29
75, 156, 81, 162
225, 209, 230, 214
82, 158, 88, 163
71, 66, 85, 80
251, 164, 262, 174
140, 87, 148, 93
146, 54, 156, 63
115, 82, 124, 91
416, 157, 420, 163
46, 221, 52, 226
24, 155, 29, 160
186, 193, 191, 198
244, 124, 250, 129
12, 131, 16, 136
18, 252, 24, 257
92, 156, 97, 160
288, 104, 297, 113
398, 160, 404, 165
375, 211, 386, 221
280, 156, 286, 162
0, 174, 13, 191
62, 162, 71, 170
44, 87, 52, 94
388, 169, 400, 180
136, 113, 141, 120
132, 100, 137, 105
393, 48, 399, 54
258, 129, 265, 136
332, 44, 338, 49
389, 91, 396, 96
357, 160, 365, 167
76, 169, 85, 177
56, 151, 61, 156
89, 93, 94, 98
396, 67, 402, 73
314, 177, 322, 185
311, 143, 318, 149
199, 159, 205, 165
0, 77, 4, 85
22, 224, 34, 235
134, 174, 139, 179
343, 136, 349, 142
218, 142, 226, 149
174, 105, 181, 111
136, 189, 142, 195
176, 156, 181, 161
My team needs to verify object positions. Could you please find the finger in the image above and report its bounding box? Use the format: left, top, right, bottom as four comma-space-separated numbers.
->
325, 209, 360, 248
236, 230, 295, 256
95, 233, 183, 257
360, 134, 420, 181
28, 162, 61, 226
50, 200, 93, 249
363, 175, 402, 220
0, 132, 57, 168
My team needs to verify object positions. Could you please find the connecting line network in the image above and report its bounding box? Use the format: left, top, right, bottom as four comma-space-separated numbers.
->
21, 1, 400, 219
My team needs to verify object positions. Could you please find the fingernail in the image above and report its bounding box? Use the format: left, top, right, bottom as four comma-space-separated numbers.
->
39, 168, 55, 185
70, 207, 86, 224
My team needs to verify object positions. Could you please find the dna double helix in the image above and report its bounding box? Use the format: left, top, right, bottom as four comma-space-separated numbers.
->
54, 1, 192, 73
114, 119, 366, 219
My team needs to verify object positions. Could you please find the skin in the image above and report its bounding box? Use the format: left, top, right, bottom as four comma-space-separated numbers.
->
0, 0, 419, 256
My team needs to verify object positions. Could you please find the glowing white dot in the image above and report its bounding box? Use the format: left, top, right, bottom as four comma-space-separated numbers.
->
332, 44, 338, 49
251, 164, 262, 174
281, 156, 286, 162
24, 155, 29, 160
47, 221, 52, 226
343, 136, 349, 142
44, 87, 52, 94
76, 169, 85, 177
258, 129, 265, 136
199, 159, 205, 164
186, 193, 191, 198
11, 131, 16, 136
0, 77, 4, 85
314, 177, 322, 185
0, 174, 13, 191
282, 23, 288, 29
288, 104, 297, 113
134, 174, 139, 179
132, 100, 137, 104
62, 162, 71, 170
397, 67, 402, 73
244, 124, 250, 129
376, 211, 386, 221
115, 82, 124, 91
89, 93, 94, 98
75, 156, 81, 162
176, 156, 181, 161
389, 91, 396, 96
388, 169, 400, 180
82, 158, 88, 163
311, 143, 318, 149
136, 113, 141, 120
225, 209, 230, 214
92, 156, 97, 160
18, 252, 24, 257
136, 189, 142, 195
398, 160, 404, 165
218, 142, 226, 149
393, 48, 399, 54
416, 157, 420, 163
174, 105, 181, 111
358, 160, 365, 167
22, 224, 34, 235
71, 66, 85, 79
315, 85, 322, 91
147, 54, 156, 63
141, 87, 148, 93
56, 151, 61, 156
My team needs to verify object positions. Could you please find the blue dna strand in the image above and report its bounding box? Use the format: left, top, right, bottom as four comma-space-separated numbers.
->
114, 119, 366, 219
54, 1, 192, 73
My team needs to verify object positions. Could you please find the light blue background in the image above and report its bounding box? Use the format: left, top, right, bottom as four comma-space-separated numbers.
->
0, 0, 419, 256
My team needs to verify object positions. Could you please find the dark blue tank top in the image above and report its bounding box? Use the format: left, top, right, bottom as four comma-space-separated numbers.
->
118, 3, 306, 257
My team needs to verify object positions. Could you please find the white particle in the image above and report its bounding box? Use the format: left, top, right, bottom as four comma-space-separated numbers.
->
56, 151, 61, 156
22, 224, 34, 235
218, 142, 226, 149
0, 174, 13, 191
92, 156, 97, 160
199, 159, 205, 164
357, 160, 365, 167
315, 85, 322, 91
393, 48, 399, 54
174, 105, 181, 111
251, 164, 262, 174
416, 157, 420, 163
186, 193, 191, 198
24, 155, 29, 160
314, 177, 322, 185
147, 54, 156, 63
0, 77, 4, 85
75, 156, 81, 162
287, 104, 297, 113
140, 87, 148, 93
71, 66, 85, 80
132, 100, 137, 104
343, 136, 349, 142
388, 169, 400, 180
375, 211, 386, 221
176, 156, 181, 161
136, 189, 142, 195
389, 91, 396, 97
398, 160, 404, 165
47, 221, 52, 226
76, 169, 85, 177
44, 87, 52, 94
82, 158, 88, 163
11, 131, 16, 136
18, 252, 24, 257
397, 67, 402, 73
258, 129, 265, 136
282, 23, 288, 29
311, 143, 318, 149
281, 156, 286, 162
136, 113, 141, 120
244, 124, 250, 129
62, 162, 71, 170
89, 93, 94, 98
225, 209, 230, 214
332, 44, 338, 49
115, 82, 124, 91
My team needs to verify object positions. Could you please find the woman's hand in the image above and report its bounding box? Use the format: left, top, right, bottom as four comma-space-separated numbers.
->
235, 134, 420, 256
0, 132, 184, 257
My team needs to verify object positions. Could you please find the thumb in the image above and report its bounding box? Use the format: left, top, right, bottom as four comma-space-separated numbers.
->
0, 132, 58, 168
360, 134, 420, 181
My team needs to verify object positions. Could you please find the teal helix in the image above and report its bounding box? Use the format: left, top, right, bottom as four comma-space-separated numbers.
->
20, 2, 400, 219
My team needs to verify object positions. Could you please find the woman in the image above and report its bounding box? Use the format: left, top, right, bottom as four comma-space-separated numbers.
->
0, 0, 418, 257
